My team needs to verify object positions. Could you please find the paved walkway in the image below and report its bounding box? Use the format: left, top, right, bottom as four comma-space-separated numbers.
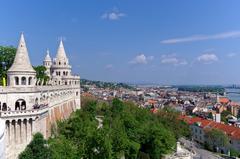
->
179, 138, 224, 159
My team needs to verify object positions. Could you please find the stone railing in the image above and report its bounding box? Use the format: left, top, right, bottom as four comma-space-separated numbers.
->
0, 85, 80, 93
0, 106, 49, 118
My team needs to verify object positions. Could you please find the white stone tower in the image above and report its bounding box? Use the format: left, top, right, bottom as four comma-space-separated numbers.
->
43, 49, 52, 77
7, 33, 36, 87
51, 40, 72, 85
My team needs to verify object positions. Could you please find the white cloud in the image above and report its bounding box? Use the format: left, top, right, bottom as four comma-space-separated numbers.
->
197, 53, 218, 64
129, 54, 154, 64
161, 31, 240, 44
101, 8, 126, 20
105, 64, 113, 69
147, 56, 154, 60
227, 53, 237, 58
161, 54, 187, 66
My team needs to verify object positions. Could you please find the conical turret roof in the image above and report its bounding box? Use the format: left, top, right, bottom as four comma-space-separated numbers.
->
44, 49, 52, 61
8, 33, 35, 73
56, 40, 67, 60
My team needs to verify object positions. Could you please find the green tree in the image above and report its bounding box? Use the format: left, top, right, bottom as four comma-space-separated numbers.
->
230, 148, 240, 157
49, 135, 78, 159
33, 65, 49, 85
0, 46, 16, 85
140, 123, 176, 159
19, 133, 50, 159
156, 107, 191, 139
205, 129, 229, 151
20, 98, 190, 159
221, 110, 231, 124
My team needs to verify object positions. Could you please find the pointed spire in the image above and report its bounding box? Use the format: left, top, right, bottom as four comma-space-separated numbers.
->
8, 33, 35, 73
44, 49, 52, 61
56, 40, 67, 60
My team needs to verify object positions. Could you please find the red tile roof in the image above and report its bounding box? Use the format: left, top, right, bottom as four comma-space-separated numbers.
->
219, 97, 229, 104
180, 115, 240, 140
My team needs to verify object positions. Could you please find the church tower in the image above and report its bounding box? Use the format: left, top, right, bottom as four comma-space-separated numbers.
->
43, 49, 52, 77
7, 33, 36, 87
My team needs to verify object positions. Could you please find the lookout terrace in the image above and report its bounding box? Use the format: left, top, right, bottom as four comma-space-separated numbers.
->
0, 34, 81, 159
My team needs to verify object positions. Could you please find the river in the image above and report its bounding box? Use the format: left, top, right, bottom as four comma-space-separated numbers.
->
225, 88, 240, 102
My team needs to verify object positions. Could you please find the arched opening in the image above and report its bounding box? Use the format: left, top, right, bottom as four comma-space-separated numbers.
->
65, 81, 67, 85
33, 98, 39, 109
17, 119, 21, 142
5, 120, 10, 144
29, 118, 33, 135
76, 92, 78, 96
59, 81, 61, 85
15, 77, 19, 85
21, 77, 26, 85
11, 120, 16, 142
59, 62, 61, 65
28, 77, 32, 85
15, 99, 26, 110
2, 103, 7, 111
35, 98, 38, 104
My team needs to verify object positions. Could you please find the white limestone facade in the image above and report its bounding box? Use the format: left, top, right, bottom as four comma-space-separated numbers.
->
0, 34, 81, 159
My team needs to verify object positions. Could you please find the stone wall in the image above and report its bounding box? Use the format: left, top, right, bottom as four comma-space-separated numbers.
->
4, 97, 79, 159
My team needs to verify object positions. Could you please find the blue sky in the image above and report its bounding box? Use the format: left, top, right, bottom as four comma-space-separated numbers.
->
1, 0, 240, 85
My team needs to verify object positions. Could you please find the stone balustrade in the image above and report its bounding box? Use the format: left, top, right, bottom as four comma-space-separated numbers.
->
0, 84, 80, 93
0, 106, 48, 118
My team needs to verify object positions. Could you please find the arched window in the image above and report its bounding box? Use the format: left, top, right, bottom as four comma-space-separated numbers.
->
15, 99, 26, 110
21, 77, 26, 85
65, 81, 67, 85
76, 92, 78, 96
28, 77, 32, 85
2, 103, 7, 111
15, 77, 19, 85
59, 62, 61, 65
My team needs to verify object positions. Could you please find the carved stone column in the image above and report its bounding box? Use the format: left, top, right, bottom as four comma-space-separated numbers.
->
27, 119, 32, 143
16, 120, 21, 144
23, 119, 27, 144
10, 120, 15, 146
5, 121, 10, 147
20, 119, 23, 144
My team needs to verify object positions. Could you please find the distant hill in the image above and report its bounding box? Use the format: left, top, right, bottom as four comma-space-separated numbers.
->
80, 79, 134, 90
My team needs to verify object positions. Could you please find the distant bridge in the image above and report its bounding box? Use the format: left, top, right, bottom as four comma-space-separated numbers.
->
225, 91, 240, 94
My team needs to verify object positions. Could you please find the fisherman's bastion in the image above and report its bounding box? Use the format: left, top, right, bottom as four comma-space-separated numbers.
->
0, 33, 81, 159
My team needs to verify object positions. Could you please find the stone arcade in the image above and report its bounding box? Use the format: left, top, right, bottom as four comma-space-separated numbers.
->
0, 34, 81, 159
